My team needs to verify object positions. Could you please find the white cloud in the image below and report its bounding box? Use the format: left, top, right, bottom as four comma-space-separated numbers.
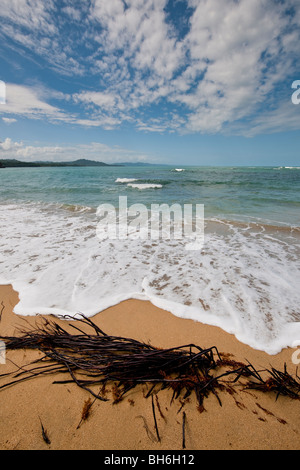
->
85, 0, 300, 135
176, 0, 300, 134
62, 6, 82, 21
74, 91, 119, 111
0, 0, 56, 33
89, 0, 184, 110
1, 83, 70, 122
0, 0, 299, 135
0, 138, 152, 163
74, 117, 123, 131
0, 137, 23, 151
0, 0, 84, 76
2, 117, 17, 124
0, 83, 122, 130
236, 101, 300, 137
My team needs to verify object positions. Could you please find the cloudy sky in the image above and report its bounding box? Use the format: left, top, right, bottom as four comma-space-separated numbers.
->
0, 0, 299, 165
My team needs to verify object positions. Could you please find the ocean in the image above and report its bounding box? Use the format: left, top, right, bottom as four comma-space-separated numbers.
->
0, 165, 299, 354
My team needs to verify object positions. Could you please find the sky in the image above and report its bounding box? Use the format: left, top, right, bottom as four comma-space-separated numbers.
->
0, 0, 300, 166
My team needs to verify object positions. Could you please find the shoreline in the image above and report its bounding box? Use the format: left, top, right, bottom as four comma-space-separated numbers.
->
0, 284, 299, 450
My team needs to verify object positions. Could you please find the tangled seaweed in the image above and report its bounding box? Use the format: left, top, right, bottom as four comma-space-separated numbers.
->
0, 315, 299, 413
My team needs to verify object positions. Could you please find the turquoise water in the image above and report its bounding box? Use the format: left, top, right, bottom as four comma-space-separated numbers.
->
0, 165, 299, 226
0, 165, 299, 354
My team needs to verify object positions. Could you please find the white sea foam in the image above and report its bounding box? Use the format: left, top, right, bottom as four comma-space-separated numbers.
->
0, 202, 299, 355
275, 166, 300, 170
115, 178, 138, 183
127, 183, 163, 189
174, 169, 185, 172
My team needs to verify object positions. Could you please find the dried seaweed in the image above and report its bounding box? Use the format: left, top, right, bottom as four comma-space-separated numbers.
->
151, 395, 161, 442
244, 363, 300, 400
39, 417, 51, 446
77, 397, 94, 429
0, 302, 4, 323
0, 315, 299, 415
182, 411, 186, 449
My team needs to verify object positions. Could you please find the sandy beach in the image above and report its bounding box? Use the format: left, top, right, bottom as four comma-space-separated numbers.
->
1, 0, 300, 454
0, 284, 299, 451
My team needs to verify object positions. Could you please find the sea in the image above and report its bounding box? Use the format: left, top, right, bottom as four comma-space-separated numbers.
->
0, 164, 299, 355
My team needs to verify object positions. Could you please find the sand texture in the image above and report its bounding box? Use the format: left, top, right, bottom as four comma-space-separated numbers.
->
0, 284, 299, 450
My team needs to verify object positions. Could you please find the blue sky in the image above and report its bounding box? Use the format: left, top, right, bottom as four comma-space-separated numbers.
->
0, 0, 299, 165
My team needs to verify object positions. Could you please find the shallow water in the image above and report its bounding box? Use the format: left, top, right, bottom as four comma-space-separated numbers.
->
0, 165, 299, 354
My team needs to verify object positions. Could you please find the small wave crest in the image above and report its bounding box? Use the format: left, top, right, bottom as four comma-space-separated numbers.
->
127, 183, 163, 190
115, 178, 138, 183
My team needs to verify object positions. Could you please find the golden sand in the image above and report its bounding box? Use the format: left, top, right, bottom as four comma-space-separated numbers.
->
0, 284, 299, 450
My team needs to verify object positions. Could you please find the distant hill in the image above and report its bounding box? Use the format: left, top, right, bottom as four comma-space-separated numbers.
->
0, 159, 123, 168
0, 159, 170, 168
63, 159, 119, 167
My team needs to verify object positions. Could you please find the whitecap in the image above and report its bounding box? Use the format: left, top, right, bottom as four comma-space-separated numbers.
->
115, 178, 138, 183
127, 183, 163, 189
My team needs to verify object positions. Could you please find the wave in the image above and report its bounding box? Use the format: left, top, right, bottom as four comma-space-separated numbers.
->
274, 166, 300, 170
115, 178, 138, 183
127, 183, 163, 190
206, 216, 300, 233
0, 201, 299, 355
